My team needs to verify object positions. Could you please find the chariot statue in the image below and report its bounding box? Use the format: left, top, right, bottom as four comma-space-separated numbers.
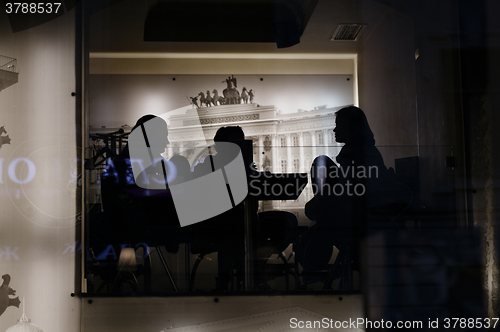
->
222, 75, 241, 104
188, 76, 253, 108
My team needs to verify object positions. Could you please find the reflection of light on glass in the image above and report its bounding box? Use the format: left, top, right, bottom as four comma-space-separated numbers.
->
118, 247, 137, 272
141, 94, 167, 115
10, 144, 79, 226
162, 105, 193, 126
8, 158, 36, 184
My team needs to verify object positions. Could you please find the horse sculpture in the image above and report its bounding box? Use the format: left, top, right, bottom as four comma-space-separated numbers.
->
198, 92, 212, 107
212, 89, 225, 105
222, 75, 240, 104
241, 87, 249, 104
205, 90, 214, 107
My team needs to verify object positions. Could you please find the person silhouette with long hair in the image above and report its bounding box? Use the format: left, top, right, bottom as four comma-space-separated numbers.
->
305, 106, 393, 228
296, 106, 395, 284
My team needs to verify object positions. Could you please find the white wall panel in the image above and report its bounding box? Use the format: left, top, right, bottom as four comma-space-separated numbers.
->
0, 8, 80, 332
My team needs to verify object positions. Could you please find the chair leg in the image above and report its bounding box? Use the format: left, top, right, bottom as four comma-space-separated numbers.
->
138, 244, 152, 292
323, 246, 343, 290
155, 246, 179, 292
189, 252, 206, 292
120, 271, 139, 292
287, 252, 301, 290
337, 247, 353, 291
345, 248, 353, 290
278, 252, 290, 290
294, 256, 306, 290
96, 281, 109, 293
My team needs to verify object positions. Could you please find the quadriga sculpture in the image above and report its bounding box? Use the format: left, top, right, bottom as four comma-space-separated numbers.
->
222, 75, 240, 104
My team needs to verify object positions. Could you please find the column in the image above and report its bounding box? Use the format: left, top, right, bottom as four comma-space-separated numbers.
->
299, 132, 305, 173
258, 135, 264, 171
311, 131, 317, 159
286, 133, 292, 173
323, 129, 329, 156
271, 134, 278, 173
176, 141, 183, 158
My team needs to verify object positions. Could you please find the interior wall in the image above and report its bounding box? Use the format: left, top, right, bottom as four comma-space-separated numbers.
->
0, 9, 80, 332
357, 0, 489, 323
357, 0, 462, 215
411, 1, 464, 220
89, 57, 355, 75
357, 1, 418, 159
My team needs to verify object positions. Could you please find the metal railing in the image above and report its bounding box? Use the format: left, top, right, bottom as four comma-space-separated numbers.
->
0, 55, 18, 73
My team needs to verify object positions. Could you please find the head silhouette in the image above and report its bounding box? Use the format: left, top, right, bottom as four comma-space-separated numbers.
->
214, 126, 245, 142
169, 154, 192, 183
131, 114, 169, 155
334, 106, 375, 146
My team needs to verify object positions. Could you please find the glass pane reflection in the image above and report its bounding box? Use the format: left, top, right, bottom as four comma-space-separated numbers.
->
85, 133, 454, 295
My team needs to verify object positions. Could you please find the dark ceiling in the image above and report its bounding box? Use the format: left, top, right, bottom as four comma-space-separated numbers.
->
142, 0, 319, 48
88, 0, 397, 54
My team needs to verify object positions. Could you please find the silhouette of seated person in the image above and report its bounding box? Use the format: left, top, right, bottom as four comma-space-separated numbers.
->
186, 126, 246, 291
100, 114, 183, 252
307, 106, 397, 223
168, 154, 193, 186
297, 106, 396, 276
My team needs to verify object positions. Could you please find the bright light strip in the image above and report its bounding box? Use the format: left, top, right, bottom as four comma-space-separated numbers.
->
89, 52, 357, 60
